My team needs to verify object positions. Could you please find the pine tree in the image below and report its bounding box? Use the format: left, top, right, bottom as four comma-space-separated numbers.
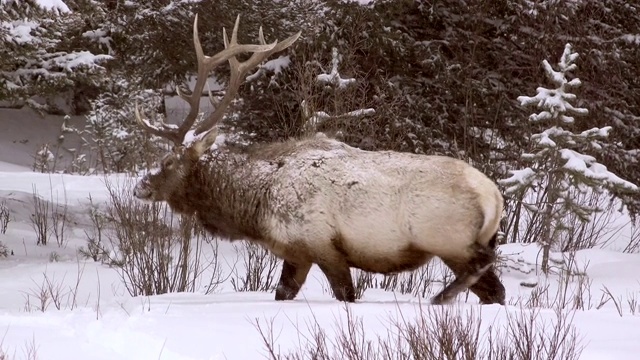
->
499, 43, 638, 273
0, 0, 111, 114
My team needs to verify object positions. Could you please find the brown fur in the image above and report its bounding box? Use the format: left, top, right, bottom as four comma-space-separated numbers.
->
275, 260, 313, 300
332, 235, 433, 274
179, 152, 268, 241
433, 239, 505, 305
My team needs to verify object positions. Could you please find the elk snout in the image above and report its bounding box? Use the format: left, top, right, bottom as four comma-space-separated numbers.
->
133, 181, 153, 201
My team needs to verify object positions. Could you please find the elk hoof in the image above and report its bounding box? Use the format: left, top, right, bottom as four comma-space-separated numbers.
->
275, 285, 297, 301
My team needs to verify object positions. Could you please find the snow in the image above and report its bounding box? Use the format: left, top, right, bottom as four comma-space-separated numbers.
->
619, 34, 640, 45
1, 0, 71, 15
532, 129, 558, 147
2, 20, 39, 44
34, 0, 70, 13
580, 126, 612, 138
44, 51, 113, 71
0, 162, 639, 359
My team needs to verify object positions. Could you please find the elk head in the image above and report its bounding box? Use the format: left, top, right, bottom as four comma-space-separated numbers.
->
132, 14, 301, 205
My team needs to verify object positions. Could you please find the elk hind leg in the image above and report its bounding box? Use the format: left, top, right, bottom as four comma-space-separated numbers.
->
275, 260, 312, 301
468, 267, 505, 305
431, 242, 500, 305
317, 259, 356, 302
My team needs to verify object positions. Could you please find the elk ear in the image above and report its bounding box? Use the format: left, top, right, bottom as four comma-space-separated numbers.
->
185, 146, 203, 163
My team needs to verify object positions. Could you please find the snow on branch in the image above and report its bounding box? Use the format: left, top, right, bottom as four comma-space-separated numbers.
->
43, 51, 112, 71
302, 47, 375, 133
301, 100, 375, 132
2, 20, 39, 44
34, 0, 70, 14
560, 149, 638, 191
1, 0, 71, 14
245, 55, 292, 83
316, 47, 356, 89
499, 168, 537, 195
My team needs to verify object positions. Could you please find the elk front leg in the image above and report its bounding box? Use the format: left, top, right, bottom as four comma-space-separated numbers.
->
275, 260, 312, 301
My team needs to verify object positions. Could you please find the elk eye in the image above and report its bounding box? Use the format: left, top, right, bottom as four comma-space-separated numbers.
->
163, 157, 176, 169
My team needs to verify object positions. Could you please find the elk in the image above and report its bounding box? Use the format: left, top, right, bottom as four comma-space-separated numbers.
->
133, 14, 506, 305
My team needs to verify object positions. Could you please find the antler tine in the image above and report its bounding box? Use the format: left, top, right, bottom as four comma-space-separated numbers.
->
191, 25, 302, 148
134, 102, 184, 145
134, 14, 284, 148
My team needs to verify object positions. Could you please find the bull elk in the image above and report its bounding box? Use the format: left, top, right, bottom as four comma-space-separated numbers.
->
133, 14, 506, 305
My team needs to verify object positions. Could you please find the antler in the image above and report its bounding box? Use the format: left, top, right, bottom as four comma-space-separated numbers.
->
135, 14, 301, 151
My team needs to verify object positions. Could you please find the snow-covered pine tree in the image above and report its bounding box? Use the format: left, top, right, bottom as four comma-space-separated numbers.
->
80, 78, 167, 174
0, 0, 111, 113
499, 43, 638, 273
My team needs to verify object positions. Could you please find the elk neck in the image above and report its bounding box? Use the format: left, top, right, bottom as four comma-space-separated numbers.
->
174, 148, 277, 242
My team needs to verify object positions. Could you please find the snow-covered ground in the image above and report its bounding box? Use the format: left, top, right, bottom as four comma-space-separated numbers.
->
0, 110, 639, 359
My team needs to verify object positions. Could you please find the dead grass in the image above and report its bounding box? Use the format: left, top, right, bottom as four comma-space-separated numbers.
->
21, 260, 85, 312
0, 331, 38, 360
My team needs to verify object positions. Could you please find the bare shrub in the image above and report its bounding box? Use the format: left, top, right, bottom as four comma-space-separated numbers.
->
29, 185, 50, 246
500, 307, 583, 360
197, 236, 227, 295
559, 191, 619, 251
0, 334, 39, 360
623, 222, 640, 253
255, 301, 583, 360
337, 262, 455, 301
374, 262, 453, 300
21, 336, 38, 360
501, 187, 620, 252
48, 177, 70, 248
506, 252, 595, 312
352, 270, 375, 300
48, 251, 60, 262
230, 242, 280, 293
78, 194, 109, 262
103, 178, 222, 296
22, 262, 85, 312
32, 143, 55, 173
502, 189, 623, 252
599, 286, 640, 317
0, 242, 8, 258
0, 200, 9, 234
503, 253, 640, 315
